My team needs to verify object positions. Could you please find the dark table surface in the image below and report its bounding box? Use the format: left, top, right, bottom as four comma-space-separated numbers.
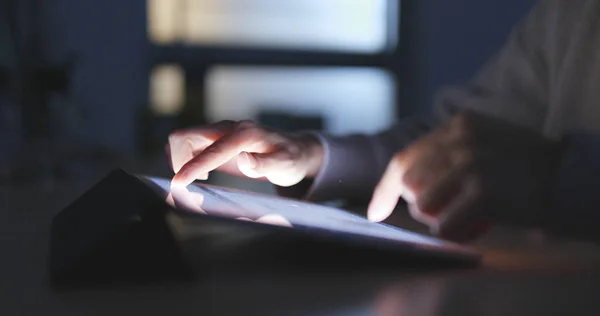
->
3, 160, 600, 316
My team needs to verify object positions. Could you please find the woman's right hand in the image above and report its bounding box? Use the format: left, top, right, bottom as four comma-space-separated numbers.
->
166, 120, 324, 187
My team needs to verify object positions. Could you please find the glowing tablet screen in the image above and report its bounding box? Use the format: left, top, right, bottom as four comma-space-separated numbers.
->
142, 176, 473, 253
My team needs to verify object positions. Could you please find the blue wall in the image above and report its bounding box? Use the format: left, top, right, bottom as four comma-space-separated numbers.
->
44, 0, 149, 156
399, 0, 537, 117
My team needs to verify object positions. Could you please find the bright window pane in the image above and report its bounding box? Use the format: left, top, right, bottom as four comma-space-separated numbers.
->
150, 64, 185, 116
149, 0, 394, 53
205, 66, 396, 135
148, 0, 181, 44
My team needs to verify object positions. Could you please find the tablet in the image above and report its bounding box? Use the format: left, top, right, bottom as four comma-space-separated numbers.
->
139, 175, 480, 263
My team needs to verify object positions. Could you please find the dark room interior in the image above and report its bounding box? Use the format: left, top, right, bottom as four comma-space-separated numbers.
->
5, 1, 600, 315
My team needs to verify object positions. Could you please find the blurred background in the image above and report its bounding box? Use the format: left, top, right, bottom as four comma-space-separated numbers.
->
0, 0, 536, 192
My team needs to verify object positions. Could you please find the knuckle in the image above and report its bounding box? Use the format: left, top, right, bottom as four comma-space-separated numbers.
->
221, 120, 236, 126
168, 134, 192, 150
167, 134, 178, 145
207, 120, 237, 133
390, 152, 407, 170
234, 120, 264, 138
168, 129, 187, 141
168, 126, 208, 143
217, 120, 238, 130
235, 120, 257, 130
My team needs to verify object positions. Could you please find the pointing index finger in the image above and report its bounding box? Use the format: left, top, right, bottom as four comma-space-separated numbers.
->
367, 150, 413, 222
168, 120, 236, 173
172, 124, 270, 186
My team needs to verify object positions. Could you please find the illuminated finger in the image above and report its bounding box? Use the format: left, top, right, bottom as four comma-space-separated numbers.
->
173, 123, 273, 186
168, 120, 236, 173
367, 158, 408, 222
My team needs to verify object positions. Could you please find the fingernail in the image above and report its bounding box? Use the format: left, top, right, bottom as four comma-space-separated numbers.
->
198, 173, 209, 181
243, 152, 257, 169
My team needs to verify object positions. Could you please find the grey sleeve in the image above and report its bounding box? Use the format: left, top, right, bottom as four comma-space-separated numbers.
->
279, 0, 556, 203
305, 119, 434, 203
432, 0, 553, 132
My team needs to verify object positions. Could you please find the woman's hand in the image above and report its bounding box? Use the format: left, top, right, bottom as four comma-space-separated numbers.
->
167, 120, 324, 187
368, 112, 561, 242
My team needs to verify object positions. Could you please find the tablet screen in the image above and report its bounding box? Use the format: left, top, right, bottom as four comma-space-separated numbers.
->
141, 176, 473, 253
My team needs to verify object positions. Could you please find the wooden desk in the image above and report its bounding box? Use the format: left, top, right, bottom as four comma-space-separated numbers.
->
3, 170, 600, 316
